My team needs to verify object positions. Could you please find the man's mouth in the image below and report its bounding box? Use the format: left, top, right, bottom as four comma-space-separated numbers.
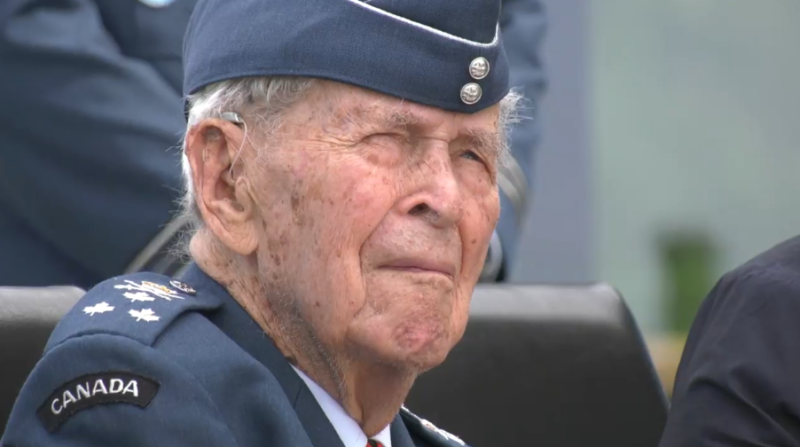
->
379, 258, 456, 279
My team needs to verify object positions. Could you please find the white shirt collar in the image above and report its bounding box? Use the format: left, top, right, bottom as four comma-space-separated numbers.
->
292, 366, 393, 447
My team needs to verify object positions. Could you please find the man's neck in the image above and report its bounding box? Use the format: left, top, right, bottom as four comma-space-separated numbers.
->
191, 235, 418, 437
336, 361, 417, 436
292, 365, 394, 446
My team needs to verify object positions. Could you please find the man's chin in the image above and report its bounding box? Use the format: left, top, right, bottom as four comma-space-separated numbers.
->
399, 346, 451, 373
385, 327, 454, 372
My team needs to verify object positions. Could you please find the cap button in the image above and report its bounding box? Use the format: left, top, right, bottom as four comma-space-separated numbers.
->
469, 57, 490, 80
460, 83, 483, 105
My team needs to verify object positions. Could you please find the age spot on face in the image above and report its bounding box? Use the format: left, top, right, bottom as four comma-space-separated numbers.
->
291, 191, 301, 212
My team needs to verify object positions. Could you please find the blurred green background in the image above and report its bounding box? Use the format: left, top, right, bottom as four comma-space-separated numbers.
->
511, 1, 800, 393
593, 1, 800, 333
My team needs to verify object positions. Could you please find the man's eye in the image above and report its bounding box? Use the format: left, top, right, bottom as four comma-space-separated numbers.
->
461, 150, 483, 162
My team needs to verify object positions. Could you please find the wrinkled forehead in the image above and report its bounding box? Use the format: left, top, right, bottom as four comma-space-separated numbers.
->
316, 82, 503, 144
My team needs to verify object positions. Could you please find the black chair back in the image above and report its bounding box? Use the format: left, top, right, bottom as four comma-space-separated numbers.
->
406, 283, 669, 447
0, 286, 84, 436
0, 284, 667, 445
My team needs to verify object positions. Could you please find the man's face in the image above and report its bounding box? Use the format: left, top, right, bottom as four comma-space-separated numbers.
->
245, 81, 501, 372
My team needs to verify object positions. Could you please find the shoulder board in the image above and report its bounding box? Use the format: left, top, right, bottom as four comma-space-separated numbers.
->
400, 406, 469, 447
46, 272, 221, 351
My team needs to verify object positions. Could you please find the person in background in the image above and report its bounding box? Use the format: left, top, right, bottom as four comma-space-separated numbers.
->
659, 234, 800, 446
0, 0, 192, 289
491, 0, 546, 282
0, 0, 544, 289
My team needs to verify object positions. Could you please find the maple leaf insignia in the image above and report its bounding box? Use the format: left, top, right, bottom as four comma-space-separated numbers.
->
129, 308, 160, 322
84, 302, 115, 316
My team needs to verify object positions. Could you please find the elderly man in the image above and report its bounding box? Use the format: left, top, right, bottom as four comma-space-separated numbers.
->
2, 0, 523, 446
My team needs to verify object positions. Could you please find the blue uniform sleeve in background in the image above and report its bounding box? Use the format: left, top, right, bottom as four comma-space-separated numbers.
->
494, 0, 547, 279
0, 0, 186, 287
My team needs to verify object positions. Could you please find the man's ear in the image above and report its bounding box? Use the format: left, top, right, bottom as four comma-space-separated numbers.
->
185, 118, 259, 256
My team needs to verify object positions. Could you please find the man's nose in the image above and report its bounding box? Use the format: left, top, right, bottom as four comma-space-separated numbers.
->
398, 150, 464, 228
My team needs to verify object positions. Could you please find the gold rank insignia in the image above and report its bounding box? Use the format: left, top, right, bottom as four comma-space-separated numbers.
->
142, 281, 175, 296
114, 280, 184, 301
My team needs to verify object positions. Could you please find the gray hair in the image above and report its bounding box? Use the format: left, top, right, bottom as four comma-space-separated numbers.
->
179, 77, 316, 233
179, 77, 522, 234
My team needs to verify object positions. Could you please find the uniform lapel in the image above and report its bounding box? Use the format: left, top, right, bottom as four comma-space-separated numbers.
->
180, 264, 345, 447
391, 413, 419, 447
293, 385, 346, 447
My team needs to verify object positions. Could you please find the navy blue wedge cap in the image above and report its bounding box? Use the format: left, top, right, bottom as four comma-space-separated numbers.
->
183, 0, 510, 113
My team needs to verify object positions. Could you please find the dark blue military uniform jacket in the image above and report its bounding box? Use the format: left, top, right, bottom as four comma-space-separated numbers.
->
1, 264, 467, 447
0, 0, 192, 288
659, 235, 800, 446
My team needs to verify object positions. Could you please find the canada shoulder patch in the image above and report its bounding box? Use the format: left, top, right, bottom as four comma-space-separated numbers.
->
36, 371, 160, 433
